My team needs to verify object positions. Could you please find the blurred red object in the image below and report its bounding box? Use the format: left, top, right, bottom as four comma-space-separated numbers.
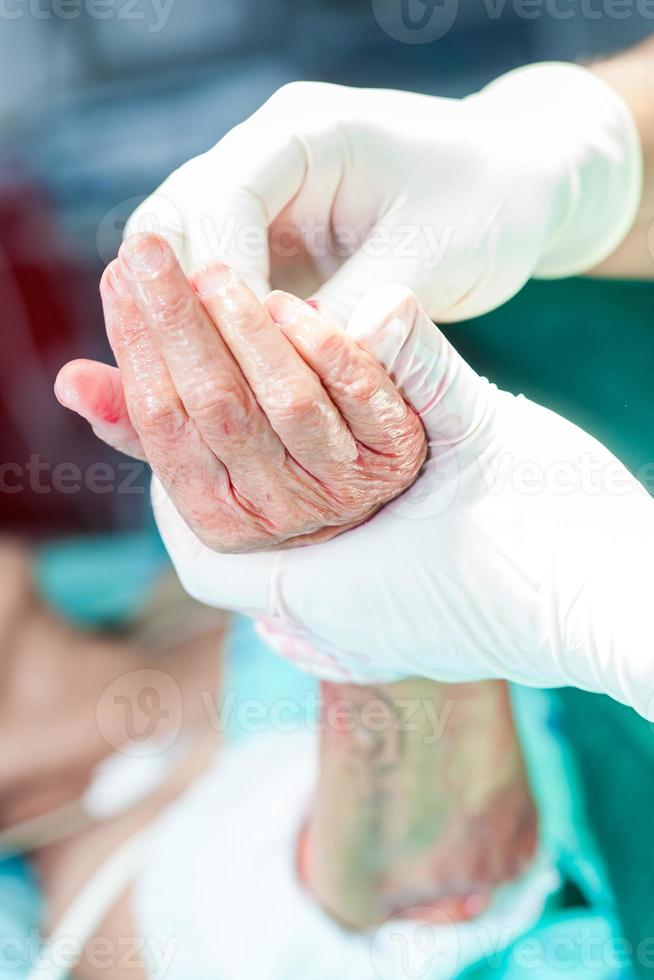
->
0, 181, 146, 537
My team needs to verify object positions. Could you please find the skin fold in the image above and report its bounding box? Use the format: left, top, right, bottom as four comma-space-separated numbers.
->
55, 234, 427, 553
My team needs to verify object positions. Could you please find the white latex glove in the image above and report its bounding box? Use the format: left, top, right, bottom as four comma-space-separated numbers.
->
154, 285, 654, 720
127, 63, 642, 326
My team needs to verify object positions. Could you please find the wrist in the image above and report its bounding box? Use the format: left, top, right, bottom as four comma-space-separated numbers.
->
477, 61, 643, 278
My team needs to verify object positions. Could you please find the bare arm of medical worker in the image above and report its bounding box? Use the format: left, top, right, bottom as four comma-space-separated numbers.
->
591, 36, 654, 278
303, 678, 537, 929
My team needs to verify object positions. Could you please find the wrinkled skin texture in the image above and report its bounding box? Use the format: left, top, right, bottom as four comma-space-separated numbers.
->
56, 234, 427, 553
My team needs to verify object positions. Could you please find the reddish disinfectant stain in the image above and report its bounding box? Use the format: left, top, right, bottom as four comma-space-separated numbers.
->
70, 369, 122, 425
101, 407, 121, 425
305, 299, 319, 310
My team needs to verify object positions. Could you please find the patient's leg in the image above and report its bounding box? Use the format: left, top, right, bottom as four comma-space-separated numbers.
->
303, 678, 537, 928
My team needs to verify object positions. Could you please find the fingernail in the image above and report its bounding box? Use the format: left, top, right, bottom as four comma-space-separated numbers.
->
193, 262, 234, 297
120, 234, 166, 280
305, 299, 319, 310
54, 375, 74, 408
106, 263, 130, 297
269, 293, 300, 326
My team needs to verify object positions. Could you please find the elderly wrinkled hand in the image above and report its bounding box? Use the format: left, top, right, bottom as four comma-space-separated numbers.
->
56, 233, 426, 553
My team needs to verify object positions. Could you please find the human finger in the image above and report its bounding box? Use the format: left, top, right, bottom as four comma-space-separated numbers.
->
266, 291, 425, 459
191, 262, 358, 483
117, 235, 290, 493
55, 359, 145, 460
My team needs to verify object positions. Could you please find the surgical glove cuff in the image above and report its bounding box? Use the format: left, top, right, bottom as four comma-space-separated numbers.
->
479, 61, 643, 278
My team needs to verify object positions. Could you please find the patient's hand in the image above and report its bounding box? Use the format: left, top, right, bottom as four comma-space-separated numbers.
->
56, 234, 426, 552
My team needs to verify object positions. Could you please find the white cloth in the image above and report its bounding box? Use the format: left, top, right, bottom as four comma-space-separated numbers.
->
135, 730, 559, 980
126, 63, 642, 327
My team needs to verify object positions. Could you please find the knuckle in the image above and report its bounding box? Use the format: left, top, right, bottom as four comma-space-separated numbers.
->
329, 488, 360, 516
117, 315, 148, 349
147, 289, 195, 331
135, 398, 186, 441
188, 381, 254, 437
348, 374, 382, 404
279, 389, 320, 424
316, 330, 350, 371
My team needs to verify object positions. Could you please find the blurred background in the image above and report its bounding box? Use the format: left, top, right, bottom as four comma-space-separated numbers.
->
1, 3, 654, 978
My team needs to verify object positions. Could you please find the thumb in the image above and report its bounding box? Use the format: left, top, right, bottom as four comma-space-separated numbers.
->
310, 225, 429, 330
347, 285, 497, 450
126, 159, 272, 300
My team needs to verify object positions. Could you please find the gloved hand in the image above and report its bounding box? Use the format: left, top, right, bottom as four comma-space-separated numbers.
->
126, 63, 642, 326
154, 285, 654, 719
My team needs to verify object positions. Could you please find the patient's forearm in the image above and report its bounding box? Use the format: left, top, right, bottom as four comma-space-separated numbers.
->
302, 678, 538, 929
591, 37, 654, 278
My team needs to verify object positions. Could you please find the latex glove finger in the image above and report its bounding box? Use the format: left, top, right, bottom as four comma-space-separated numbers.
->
348, 285, 497, 453
125, 114, 310, 296
309, 221, 456, 331
54, 359, 145, 460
